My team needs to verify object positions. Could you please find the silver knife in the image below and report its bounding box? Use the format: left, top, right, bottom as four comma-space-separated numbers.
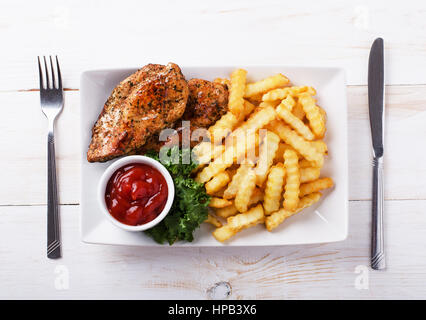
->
368, 38, 386, 270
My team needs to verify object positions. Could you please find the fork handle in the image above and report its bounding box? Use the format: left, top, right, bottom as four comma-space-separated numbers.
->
371, 156, 385, 269
47, 130, 61, 259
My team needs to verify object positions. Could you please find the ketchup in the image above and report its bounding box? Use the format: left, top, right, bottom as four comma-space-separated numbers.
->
105, 163, 168, 226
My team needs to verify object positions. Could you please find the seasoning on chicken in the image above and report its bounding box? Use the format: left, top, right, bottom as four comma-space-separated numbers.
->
183, 78, 229, 130
87, 63, 189, 162
139, 79, 229, 152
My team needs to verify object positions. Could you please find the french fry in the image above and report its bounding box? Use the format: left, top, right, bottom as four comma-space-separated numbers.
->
258, 101, 281, 109
265, 192, 322, 231
215, 188, 263, 218
300, 167, 321, 183
209, 197, 233, 208
318, 105, 327, 125
248, 188, 264, 206
281, 95, 296, 111
266, 120, 324, 167
254, 131, 280, 186
193, 142, 212, 165
276, 102, 315, 140
227, 204, 264, 230
195, 141, 239, 184
243, 131, 261, 163
234, 168, 256, 212
197, 120, 260, 183
224, 105, 276, 160
226, 168, 238, 179
205, 171, 231, 195
229, 69, 247, 116
193, 142, 225, 166
208, 111, 239, 144
212, 225, 235, 242
262, 86, 316, 101
311, 140, 328, 155
264, 164, 286, 215
198, 69, 334, 242
214, 77, 231, 89
244, 74, 289, 98
299, 178, 334, 197
274, 142, 292, 163
299, 159, 314, 168
201, 106, 275, 178
247, 93, 263, 104
213, 204, 264, 242
292, 101, 306, 120
212, 187, 227, 198
234, 105, 276, 135
225, 128, 259, 165
214, 204, 238, 219
205, 213, 222, 227
298, 93, 325, 138
210, 145, 226, 162
195, 161, 228, 184
223, 161, 254, 199
283, 149, 300, 211
216, 100, 256, 157
240, 100, 256, 121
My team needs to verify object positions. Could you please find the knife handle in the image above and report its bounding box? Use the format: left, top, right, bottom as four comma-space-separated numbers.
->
371, 156, 385, 270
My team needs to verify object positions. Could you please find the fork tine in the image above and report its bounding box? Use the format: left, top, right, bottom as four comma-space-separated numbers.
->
56, 56, 62, 90
38, 56, 44, 90
43, 56, 50, 89
49, 56, 56, 89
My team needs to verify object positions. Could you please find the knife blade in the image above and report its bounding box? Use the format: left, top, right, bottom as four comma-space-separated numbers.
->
369, 38, 385, 158
368, 37, 386, 270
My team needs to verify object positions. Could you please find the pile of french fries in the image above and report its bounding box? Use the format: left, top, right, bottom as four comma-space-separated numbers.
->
194, 69, 334, 242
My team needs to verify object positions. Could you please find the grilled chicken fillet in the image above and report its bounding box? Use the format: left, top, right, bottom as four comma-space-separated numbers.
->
183, 78, 229, 129
139, 78, 229, 151
87, 63, 189, 162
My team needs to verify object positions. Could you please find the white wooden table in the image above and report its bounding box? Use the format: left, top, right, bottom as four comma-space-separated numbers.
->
1, 0, 425, 299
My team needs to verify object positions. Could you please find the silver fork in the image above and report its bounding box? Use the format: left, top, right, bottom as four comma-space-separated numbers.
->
38, 56, 63, 259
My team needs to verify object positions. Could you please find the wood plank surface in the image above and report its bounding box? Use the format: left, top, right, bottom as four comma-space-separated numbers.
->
1, 0, 426, 89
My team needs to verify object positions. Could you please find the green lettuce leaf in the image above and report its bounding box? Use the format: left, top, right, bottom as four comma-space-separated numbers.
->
144, 147, 210, 245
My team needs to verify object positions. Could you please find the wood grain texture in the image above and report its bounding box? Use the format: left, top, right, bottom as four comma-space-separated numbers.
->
0, 85, 424, 205
0, 91, 80, 205
1, 0, 426, 90
1, 200, 425, 299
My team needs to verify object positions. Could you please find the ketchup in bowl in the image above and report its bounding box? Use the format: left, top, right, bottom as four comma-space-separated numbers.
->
105, 163, 168, 226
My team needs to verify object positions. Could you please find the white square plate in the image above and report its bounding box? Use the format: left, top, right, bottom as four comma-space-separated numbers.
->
80, 66, 348, 246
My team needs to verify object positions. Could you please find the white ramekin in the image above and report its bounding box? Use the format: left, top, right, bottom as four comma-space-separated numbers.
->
97, 155, 175, 232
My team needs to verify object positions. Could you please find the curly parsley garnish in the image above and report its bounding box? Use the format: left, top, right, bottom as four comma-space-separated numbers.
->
144, 147, 210, 245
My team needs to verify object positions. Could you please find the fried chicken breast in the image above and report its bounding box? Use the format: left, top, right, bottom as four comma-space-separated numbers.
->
138, 79, 229, 152
87, 63, 189, 162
